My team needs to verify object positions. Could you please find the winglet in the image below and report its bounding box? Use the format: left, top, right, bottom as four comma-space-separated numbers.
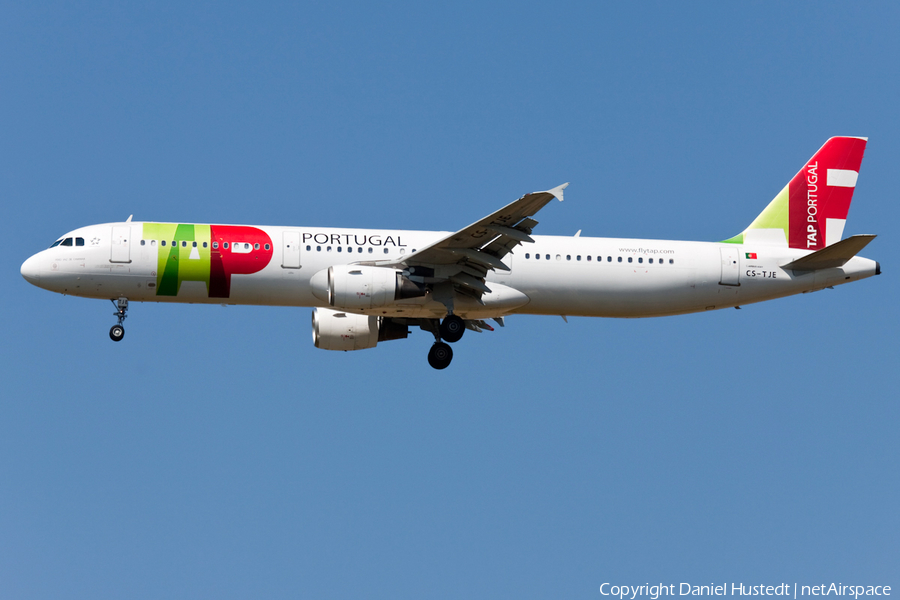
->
545, 182, 569, 202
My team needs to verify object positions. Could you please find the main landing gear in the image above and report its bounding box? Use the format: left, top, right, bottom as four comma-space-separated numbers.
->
109, 297, 128, 342
439, 314, 465, 343
427, 342, 453, 370
426, 315, 466, 370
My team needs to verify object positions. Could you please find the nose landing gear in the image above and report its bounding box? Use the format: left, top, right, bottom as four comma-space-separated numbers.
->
109, 297, 128, 342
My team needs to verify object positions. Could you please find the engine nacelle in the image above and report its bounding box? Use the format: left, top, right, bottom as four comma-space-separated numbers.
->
311, 308, 409, 351
311, 265, 425, 309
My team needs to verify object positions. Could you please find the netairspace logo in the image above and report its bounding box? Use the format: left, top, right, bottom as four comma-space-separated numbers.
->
599, 584, 892, 600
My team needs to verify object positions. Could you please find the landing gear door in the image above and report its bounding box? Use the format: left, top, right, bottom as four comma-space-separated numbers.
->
110, 226, 132, 263
282, 230, 302, 268
719, 246, 740, 286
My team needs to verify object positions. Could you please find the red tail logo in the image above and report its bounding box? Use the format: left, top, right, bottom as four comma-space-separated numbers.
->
787, 137, 866, 250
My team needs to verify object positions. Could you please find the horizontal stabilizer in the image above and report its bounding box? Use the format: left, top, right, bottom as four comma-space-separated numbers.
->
781, 234, 876, 271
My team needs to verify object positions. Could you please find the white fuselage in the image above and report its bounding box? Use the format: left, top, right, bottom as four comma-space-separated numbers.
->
21, 222, 879, 319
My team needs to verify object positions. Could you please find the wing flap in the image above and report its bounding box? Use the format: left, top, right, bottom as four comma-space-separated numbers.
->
484, 224, 535, 243
448, 248, 510, 271
450, 272, 492, 293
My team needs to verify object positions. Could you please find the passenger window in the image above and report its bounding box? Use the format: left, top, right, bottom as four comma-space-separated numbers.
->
212, 242, 218, 249
638, 257, 643, 263
368, 248, 373, 253
327, 246, 332, 252
151, 240, 156, 246
525, 253, 530, 259
566, 255, 571, 261
203, 242, 207, 248
265, 244, 271, 250
337, 247, 342, 252
254, 243, 259, 250
223, 242, 229, 249
617, 256, 622, 263
161, 240, 166, 246
586, 255, 591, 261
140, 240, 146, 246
607, 256, 612, 262
545, 254, 550, 260
192, 241, 197, 247
181, 241, 187, 247
577, 255, 581, 261
317, 246, 321, 251
384, 248, 389, 254
400, 249, 406, 255
61, 238, 73, 246
244, 243, 250, 250
628, 257, 633, 263
649, 258, 653, 264
669, 259, 674, 264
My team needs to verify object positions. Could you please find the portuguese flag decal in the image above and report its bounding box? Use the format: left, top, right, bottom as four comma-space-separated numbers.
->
745, 252, 757, 259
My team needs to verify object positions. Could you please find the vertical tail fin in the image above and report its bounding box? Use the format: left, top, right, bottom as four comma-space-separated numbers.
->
724, 137, 867, 249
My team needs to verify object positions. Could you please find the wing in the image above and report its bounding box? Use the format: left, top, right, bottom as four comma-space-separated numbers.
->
371, 183, 568, 300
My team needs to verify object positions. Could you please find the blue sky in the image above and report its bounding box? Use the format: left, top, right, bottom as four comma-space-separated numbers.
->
2, 2, 898, 598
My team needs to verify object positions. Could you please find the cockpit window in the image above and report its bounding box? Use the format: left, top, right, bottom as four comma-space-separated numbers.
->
60, 238, 73, 246
50, 239, 62, 248
75, 237, 84, 246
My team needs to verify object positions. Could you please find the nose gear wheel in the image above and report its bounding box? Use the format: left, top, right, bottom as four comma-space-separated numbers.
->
109, 297, 128, 342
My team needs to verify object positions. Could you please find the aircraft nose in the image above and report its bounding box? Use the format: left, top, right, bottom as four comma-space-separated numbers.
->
21, 253, 42, 284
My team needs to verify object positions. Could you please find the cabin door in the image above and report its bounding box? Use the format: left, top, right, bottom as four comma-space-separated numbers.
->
282, 231, 302, 268
110, 226, 132, 263
719, 247, 740, 286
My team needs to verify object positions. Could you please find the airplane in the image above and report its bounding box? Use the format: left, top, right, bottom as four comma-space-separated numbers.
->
20, 136, 880, 369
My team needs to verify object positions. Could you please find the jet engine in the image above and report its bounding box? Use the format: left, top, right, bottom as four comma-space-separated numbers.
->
312, 307, 409, 351
311, 265, 425, 309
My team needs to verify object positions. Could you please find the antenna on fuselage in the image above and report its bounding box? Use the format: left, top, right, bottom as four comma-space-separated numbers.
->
125, 215, 133, 223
